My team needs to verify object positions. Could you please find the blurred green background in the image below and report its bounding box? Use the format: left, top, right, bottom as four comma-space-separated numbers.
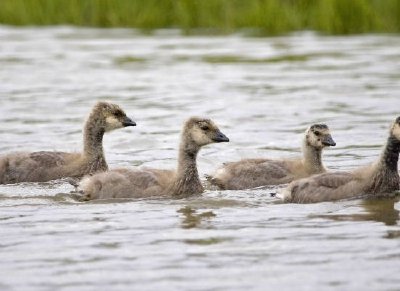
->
1, 0, 399, 35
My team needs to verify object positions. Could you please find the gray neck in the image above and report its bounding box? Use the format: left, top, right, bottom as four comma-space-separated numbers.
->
367, 135, 400, 194
171, 136, 203, 197
378, 135, 400, 173
302, 138, 324, 174
83, 116, 107, 166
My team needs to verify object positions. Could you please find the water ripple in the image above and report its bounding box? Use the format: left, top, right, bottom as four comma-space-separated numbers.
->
0, 27, 400, 290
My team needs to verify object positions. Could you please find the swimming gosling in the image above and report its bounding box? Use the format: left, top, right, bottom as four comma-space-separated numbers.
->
0, 101, 135, 184
210, 124, 336, 190
79, 117, 229, 200
282, 117, 400, 203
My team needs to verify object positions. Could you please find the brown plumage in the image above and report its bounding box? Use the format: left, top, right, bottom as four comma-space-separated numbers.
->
79, 117, 229, 200
282, 117, 400, 203
210, 124, 336, 190
0, 101, 135, 184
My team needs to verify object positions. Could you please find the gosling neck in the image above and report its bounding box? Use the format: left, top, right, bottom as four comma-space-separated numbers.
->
367, 135, 400, 195
302, 138, 324, 174
172, 135, 203, 197
378, 135, 400, 173
82, 116, 107, 165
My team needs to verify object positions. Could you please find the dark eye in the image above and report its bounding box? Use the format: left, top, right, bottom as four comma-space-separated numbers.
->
200, 125, 209, 131
314, 131, 320, 136
114, 111, 124, 117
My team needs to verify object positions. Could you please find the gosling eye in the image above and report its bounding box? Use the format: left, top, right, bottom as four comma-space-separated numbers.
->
314, 131, 320, 136
114, 111, 124, 118
200, 125, 210, 131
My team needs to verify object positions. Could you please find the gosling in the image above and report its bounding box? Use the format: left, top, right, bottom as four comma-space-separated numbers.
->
79, 117, 229, 200
282, 117, 400, 203
0, 101, 135, 184
210, 124, 336, 190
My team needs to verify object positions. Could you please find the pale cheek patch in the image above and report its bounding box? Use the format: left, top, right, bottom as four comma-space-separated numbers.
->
192, 128, 211, 146
307, 134, 320, 147
105, 116, 122, 131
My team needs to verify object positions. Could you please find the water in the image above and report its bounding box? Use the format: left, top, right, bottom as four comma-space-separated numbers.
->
1, 26, 400, 290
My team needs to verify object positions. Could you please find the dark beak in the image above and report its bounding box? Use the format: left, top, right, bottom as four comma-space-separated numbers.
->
123, 117, 136, 127
322, 134, 336, 146
213, 130, 229, 143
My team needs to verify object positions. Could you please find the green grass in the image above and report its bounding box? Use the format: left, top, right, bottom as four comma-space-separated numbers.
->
0, 0, 399, 35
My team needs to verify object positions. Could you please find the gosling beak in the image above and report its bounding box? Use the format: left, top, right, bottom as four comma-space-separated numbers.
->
213, 130, 229, 143
322, 134, 336, 146
123, 117, 136, 127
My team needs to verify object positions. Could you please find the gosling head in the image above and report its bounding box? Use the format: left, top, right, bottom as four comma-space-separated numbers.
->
390, 116, 400, 141
185, 117, 229, 147
92, 101, 136, 132
305, 124, 336, 149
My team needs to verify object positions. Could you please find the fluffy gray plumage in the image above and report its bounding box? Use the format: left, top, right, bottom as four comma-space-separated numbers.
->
0, 101, 135, 184
79, 117, 229, 200
210, 124, 336, 190
282, 117, 400, 203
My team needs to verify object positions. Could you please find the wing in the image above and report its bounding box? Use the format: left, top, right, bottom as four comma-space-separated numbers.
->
212, 159, 293, 190
311, 172, 354, 188
80, 168, 163, 200
283, 172, 359, 203
0, 151, 76, 183
29, 151, 69, 167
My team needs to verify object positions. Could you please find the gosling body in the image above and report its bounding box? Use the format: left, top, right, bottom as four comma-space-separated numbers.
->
282, 117, 400, 203
210, 124, 336, 190
79, 117, 229, 200
0, 102, 135, 184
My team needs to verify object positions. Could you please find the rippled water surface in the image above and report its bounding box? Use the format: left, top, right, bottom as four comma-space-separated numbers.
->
1, 26, 400, 290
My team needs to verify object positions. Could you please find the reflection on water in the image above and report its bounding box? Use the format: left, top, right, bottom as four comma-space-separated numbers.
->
385, 230, 400, 239
1, 27, 400, 290
177, 206, 216, 229
310, 197, 400, 226
362, 198, 400, 226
